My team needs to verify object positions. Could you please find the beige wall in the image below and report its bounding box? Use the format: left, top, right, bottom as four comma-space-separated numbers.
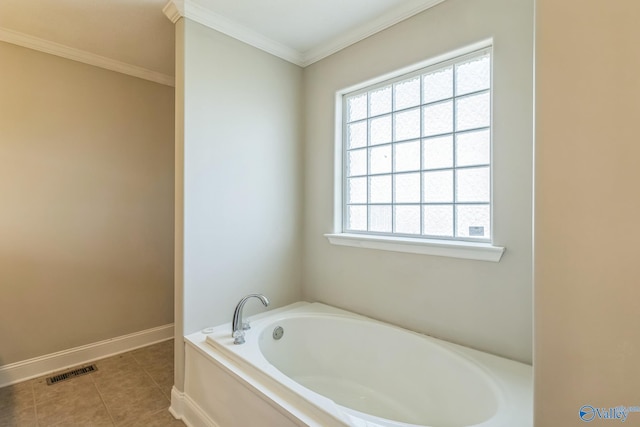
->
535, 1, 640, 424
174, 19, 303, 390
302, 0, 534, 364
0, 41, 175, 366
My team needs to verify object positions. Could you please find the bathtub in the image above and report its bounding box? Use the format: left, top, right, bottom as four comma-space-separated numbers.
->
178, 302, 532, 427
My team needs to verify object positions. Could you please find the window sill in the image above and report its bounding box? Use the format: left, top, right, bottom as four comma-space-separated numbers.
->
324, 233, 505, 262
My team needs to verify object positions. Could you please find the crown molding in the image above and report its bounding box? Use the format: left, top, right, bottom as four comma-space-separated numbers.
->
0, 27, 175, 87
163, 0, 304, 66
301, 0, 448, 67
162, 0, 183, 24
163, 0, 447, 68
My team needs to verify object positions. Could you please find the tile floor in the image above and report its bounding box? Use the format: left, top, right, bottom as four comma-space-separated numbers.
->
0, 339, 185, 426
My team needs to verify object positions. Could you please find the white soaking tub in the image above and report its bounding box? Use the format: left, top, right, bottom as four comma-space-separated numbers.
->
178, 302, 532, 427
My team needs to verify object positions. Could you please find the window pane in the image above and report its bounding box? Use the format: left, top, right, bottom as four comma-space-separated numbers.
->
423, 135, 453, 170
455, 54, 490, 96
423, 205, 453, 237
369, 175, 392, 203
456, 129, 490, 167
456, 204, 490, 239
423, 101, 453, 137
423, 66, 453, 103
456, 92, 490, 132
423, 170, 453, 203
347, 149, 367, 176
369, 145, 392, 175
369, 205, 392, 232
394, 140, 420, 172
456, 167, 490, 203
394, 77, 421, 110
395, 205, 420, 234
347, 121, 367, 149
370, 115, 392, 145
347, 177, 367, 204
369, 86, 392, 116
347, 94, 367, 122
394, 108, 420, 142
347, 205, 367, 231
394, 173, 420, 203
343, 50, 492, 242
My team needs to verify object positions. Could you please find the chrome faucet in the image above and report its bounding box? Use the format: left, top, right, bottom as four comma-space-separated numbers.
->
232, 294, 269, 344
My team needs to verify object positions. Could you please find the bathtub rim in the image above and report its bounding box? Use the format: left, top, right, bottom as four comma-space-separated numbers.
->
185, 301, 532, 427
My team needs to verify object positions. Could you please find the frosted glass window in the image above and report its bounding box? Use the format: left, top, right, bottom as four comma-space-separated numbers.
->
394, 173, 420, 203
395, 205, 421, 234
456, 92, 490, 132
343, 48, 492, 242
370, 86, 392, 117
423, 170, 453, 203
369, 205, 392, 232
456, 205, 490, 239
456, 129, 490, 167
456, 167, 490, 203
347, 177, 367, 204
369, 175, 392, 203
394, 108, 420, 141
369, 145, 392, 175
394, 140, 420, 172
370, 115, 392, 145
423, 101, 453, 137
347, 149, 367, 177
348, 94, 367, 122
348, 206, 367, 231
455, 54, 490, 96
423, 205, 453, 237
423, 66, 453, 103
394, 77, 421, 110
423, 135, 453, 170
348, 121, 367, 149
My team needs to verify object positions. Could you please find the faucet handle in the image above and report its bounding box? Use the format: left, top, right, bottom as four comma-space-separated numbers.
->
242, 321, 251, 330
233, 330, 245, 345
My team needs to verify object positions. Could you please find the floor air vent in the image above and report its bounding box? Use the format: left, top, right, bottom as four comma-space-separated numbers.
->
46, 364, 98, 385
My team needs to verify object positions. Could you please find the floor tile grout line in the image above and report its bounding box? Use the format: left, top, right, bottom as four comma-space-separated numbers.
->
92, 351, 149, 426
30, 379, 41, 427
94, 347, 170, 426
130, 347, 173, 402
92, 377, 117, 427
33, 378, 112, 427
146, 406, 176, 421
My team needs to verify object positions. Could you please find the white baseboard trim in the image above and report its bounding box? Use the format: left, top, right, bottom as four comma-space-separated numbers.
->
169, 386, 185, 420
172, 388, 220, 427
0, 324, 173, 388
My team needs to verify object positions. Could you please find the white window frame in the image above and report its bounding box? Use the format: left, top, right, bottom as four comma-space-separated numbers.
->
325, 40, 505, 262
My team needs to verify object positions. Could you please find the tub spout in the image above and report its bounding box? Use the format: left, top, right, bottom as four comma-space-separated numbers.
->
232, 294, 269, 344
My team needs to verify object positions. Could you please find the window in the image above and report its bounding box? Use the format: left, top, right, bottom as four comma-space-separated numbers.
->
328, 46, 504, 261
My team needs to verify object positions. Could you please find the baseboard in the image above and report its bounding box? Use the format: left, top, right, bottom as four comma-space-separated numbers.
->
0, 324, 174, 388
169, 386, 185, 420
172, 387, 220, 427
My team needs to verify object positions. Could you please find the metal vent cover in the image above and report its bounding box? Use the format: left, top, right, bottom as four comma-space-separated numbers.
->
46, 364, 98, 385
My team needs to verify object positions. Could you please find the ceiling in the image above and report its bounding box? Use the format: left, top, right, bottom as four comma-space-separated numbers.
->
0, 0, 445, 83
